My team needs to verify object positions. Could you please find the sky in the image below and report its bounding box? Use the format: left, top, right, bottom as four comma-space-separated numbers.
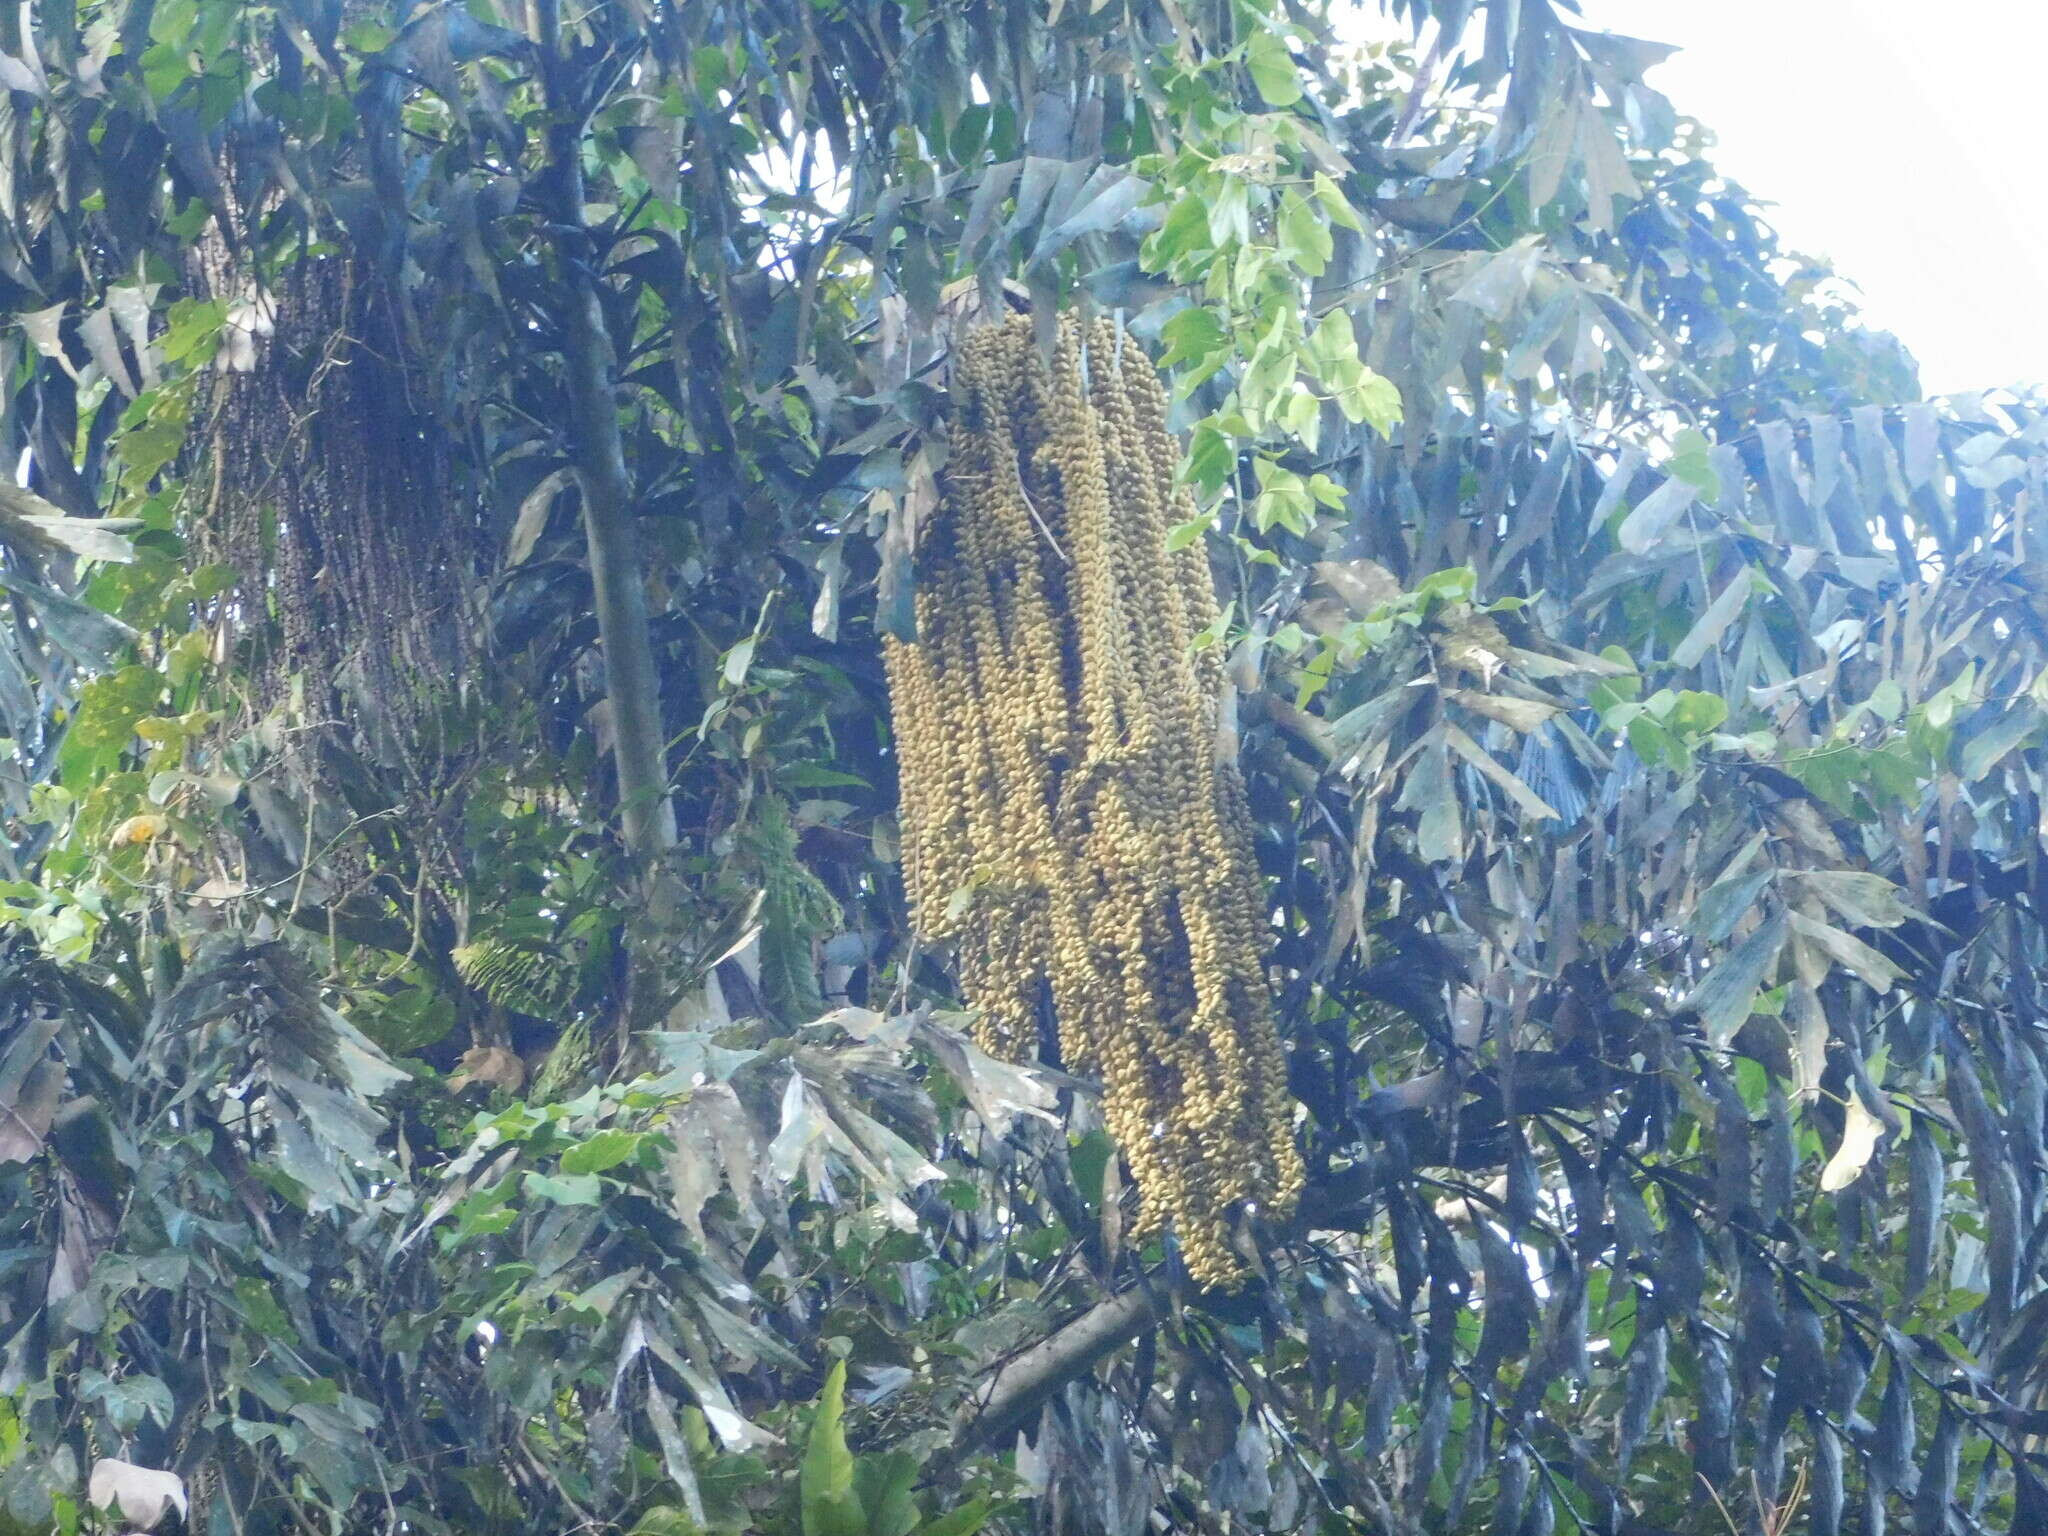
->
1568, 1, 2048, 398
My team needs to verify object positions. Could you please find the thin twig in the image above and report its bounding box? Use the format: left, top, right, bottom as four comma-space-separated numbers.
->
1017, 465, 1071, 564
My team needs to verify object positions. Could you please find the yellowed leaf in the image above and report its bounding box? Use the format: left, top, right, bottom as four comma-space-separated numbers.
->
1448, 689, 1562, 733
1819, 1092, 1884, 1192
1313, 558, 1402, 615
448, 1046, 526, 1095
110, 813, 171, 847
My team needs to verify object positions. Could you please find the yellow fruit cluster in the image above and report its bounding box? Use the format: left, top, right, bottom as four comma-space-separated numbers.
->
883, 314, 1303, 1287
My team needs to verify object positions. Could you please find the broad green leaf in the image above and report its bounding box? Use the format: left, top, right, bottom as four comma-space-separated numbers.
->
1307, 309, 1355, 369
233, 1278, 296, 1340
1668, 427, 1721, 500
1034, 172, 1145, 261
912, 1501, 992, 1536
855, 1450, 920, 1536
1185, 424, 1234, 496
1244, 30, 1302, 107
1333, 365, 1402, 433
1312, 172, 1366, 233
1146, 191, 1211, 269
724, 636, 758, 688
524, 1171, 603, 1205
159, 297, 227, 364
1069, 1130, 1113, 1211
1666, 690, 1728, 736
1277, 191, 1332, 275
1159, 305, 1227, 370
800, 1361, 865, 1536
1206, 177, 1250, 250
507, 467, 572, 566
568, 1268, 641, 1318
560, 1129, 643, 1176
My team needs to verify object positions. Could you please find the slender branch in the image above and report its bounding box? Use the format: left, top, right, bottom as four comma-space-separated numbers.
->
950, 1281, 1160, 1455
942, 1148, 1404, 1461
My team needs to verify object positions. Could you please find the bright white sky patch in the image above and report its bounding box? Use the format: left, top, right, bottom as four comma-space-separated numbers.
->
1573, 0, 2048, 397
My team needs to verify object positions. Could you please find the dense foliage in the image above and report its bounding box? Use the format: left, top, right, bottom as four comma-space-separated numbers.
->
0, 1, 2045, 1533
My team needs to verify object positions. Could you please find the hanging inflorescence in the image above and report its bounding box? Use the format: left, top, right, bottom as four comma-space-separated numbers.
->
197, 255, 473, 750
883, 313, 1303, 1287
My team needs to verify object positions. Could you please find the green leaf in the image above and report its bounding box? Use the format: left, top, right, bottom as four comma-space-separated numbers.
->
1278, 385, 1321, 447
855, 1450, 920, 1536
1306, 310, 1356, 375
1206, 178, 1251, 251
139, 42, 191, 100
1158, 305, 1227, 370
90, 1373, 174, 1433
911, 1502, 992, 1536
1069, 1130, 1114, 1211
1305, 473, 1346, 510
524, 1171, 603, 1206
801, 1361, 865, 1536
1312, 172, 1366, 233
233, 1278, 296, 1340
57, 664, 161, 782
560, 1129, 642, 1177
342, 18, 397, 52
1667, 690, 1728, 737
1412, 567, 1477, 606
1191, 600, 1234, 651
1289, 640, 1332, 710
1250, 461, 1314, 534
568, 1269, 641, 1318
1684, 907, 1788, 1047
149, 0, 198, 44
1334, 365, 1403, 434
949, 104, 991, 165
1278, 191, 1332, 276
1697, 869, 1774, 945
1958, 700, 2041, 781
781, 764, 872, 789
1627, 712, 1683, 770
1146, 192, 1211, 269
1668, 427, 1721, 500
160, 298, 228, 365
1185, 423, 1235, 495
1244, 29, 1303, 106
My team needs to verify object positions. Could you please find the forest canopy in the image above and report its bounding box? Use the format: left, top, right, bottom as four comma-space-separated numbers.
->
0, 2, 2045, 1534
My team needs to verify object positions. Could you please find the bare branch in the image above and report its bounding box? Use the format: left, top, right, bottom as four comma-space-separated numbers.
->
951, 1282, 1160, 1455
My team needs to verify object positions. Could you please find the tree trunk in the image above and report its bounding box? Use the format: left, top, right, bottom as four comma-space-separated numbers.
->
540, 3, 677, 1042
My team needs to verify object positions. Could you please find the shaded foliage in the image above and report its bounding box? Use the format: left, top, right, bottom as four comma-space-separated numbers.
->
0, 1, 2042, 1534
